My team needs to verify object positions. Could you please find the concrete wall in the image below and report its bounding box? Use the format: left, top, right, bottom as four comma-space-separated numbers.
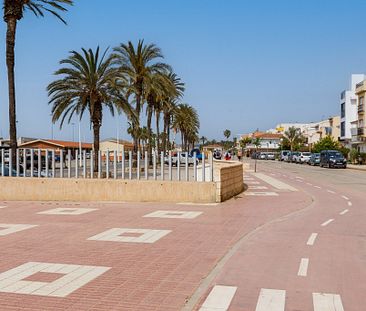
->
0, 177, 217, 203
0, 161, 244, 203
214, 161, 244, 202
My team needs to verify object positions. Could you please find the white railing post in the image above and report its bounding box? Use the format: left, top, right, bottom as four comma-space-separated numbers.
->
30, 149, 34, 177
98, 150, 102, 179
193, 152, 197, 181
121, 147, 125, 179
137, 151, 140, 180
153, 150, 157, 180
37, 149, 41, 178
114, 150, 117, 179
177, 152, 180, 181
23, 149, 27, 178
1, 149, 4, 177
145, 151, 148, 180
16, 149, 20, 177
8, 149, 12, 177
185, 151, 189, 181
45, 149, 49, 178
52, 150, 55, 178
202, 153, 206, 182
160, 151, 164, 181
60, 150, 64, 178
128, 151, 132, 180
75, 150, 79, 178
210, 152, 214, 182
106, 150, 110, 179
168, 151, 172, 181
90, 151, 94, 178
67, 150, 71, 178
83, 150, 86, 178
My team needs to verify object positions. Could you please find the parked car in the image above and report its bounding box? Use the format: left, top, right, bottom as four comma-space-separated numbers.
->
279, 150, 290, 161
258, 152, 267, 160
164, 152, 198, 166
0, 164, 18, 177
266, 152, 276, 160
213, 149, 222, 160
320, 150, 347, 168
296, 152, 312, 164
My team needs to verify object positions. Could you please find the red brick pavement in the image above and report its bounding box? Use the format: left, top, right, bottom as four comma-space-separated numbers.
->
0, 182, 311, 310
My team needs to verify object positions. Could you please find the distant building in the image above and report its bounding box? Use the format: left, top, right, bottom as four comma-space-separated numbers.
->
240, 131, 283, 155
354, 80, 366, 152
340, 74, 366, 148
99, 138, 134, 155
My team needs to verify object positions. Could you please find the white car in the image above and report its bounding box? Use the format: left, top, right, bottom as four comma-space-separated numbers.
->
164, 153, 199, 166
297, 152, 312, 164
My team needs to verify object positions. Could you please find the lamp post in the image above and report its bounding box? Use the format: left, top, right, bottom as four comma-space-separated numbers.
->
78, 120, 82, 167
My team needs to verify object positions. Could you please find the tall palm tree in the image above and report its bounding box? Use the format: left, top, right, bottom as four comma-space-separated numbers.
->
113, 40, 171, 153
223, 129, 231, 141
172, 104, 200, 151
48, 47, 134, 171
4, 0, 73, 165
200, 136, 207, 146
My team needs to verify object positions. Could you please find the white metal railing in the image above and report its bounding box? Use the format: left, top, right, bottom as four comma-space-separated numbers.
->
0, 148, 214, 182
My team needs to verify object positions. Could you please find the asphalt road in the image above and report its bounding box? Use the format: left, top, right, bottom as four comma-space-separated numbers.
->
193, 159, 366, 311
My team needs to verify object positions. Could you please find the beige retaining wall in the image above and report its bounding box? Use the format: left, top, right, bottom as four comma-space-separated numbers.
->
0, 161, 244, 203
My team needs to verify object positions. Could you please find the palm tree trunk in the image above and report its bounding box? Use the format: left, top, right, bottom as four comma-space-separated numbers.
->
133, 93, 141, 153
156, 112, 160, 156
93, 122, 101, 173
6, 17, 18, 167
147, 105, 153, 164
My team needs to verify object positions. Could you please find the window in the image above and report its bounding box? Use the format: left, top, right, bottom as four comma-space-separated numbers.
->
341, 122, 345, 137
341, 103, 345, 118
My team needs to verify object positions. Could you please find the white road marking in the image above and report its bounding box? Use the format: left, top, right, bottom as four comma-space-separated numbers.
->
339, 209, 349, 215
199, 285, 237, 311
314, 186, 321, 189
321, 219, 334, 227
248, 186, 268, 190
253, 173, 298, 191
327, 190, 335, 194
295, 176, 304, 179
341, 195, 349, 201
38, 208, 98, 215
348, 201, 352, 207
0, 206, 7, 209
307, 233, 318, 246
255, 288, 286, 311
143, 210, 202, 219
306, 183, 313, 186
245, 192, 279, 196
297, 258, 309, 276
0, 224, 38, 236
313, 293, 344, 311
246, 181, 260, 185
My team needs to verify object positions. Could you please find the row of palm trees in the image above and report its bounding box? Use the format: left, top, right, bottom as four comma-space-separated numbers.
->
3, 1, 200, 171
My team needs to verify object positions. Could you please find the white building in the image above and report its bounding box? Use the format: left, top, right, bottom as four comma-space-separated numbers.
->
340, 74, 366, 148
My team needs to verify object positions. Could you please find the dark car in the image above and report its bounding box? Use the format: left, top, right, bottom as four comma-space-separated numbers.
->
320, 150, 347, 168
308, 153, 320, 166
190, 148, 203, 160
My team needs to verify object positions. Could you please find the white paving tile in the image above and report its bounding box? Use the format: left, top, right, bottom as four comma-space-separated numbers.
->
143, 210, 202, 219
313, 293, 344, 311
38, 208, 98, 215
87, 228, 171, 244
0, 206, 7, 209
0, 262, 110, 297
255, 288, 286, 311
0, 224, 38, 236
199, 285, 237, 311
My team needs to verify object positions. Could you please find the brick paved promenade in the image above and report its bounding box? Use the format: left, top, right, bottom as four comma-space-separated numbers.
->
0, 171, 310, 310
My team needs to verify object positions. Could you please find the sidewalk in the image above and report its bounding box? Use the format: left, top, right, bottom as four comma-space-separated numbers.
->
347, 164, 366, 171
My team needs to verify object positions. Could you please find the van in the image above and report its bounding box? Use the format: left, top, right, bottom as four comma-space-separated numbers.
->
280, 150, 290, 161
320, 150, 347, 168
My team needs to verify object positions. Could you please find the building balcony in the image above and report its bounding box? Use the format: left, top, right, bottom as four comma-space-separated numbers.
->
357, 127, 365, 136
358, 105, 365, 113
356, 81, 366, 94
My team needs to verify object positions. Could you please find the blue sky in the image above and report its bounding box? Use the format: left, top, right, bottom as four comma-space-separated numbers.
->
1, 0, 366, 142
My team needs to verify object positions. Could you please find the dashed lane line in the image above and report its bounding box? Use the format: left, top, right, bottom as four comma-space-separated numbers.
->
341, 195, 349, 201
255, 288, 286, 311
307, 233, 318, 246
314, 186, 321, 189
348, 201, 353, 207
199, 285, 237, 311
339, 209, 349, 215
327, 190, 336, 194
321, 219, 334, 227
297, 258, 309, 277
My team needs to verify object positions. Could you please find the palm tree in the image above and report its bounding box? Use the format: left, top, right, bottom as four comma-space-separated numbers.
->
223, 129, 231, 141
113, 40, 171, 153
283, 126, 303, 151
200, 136, 207, 146
172, 104, 200, 151
48, 47, 134, 171
4, 0, 73, 165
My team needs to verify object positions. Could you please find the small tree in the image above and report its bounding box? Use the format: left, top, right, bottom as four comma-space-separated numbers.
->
283, 127, 304, 151
312, 136, 339, 153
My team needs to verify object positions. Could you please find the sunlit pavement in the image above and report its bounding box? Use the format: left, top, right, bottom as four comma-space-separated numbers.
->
0, 159, 364, 310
